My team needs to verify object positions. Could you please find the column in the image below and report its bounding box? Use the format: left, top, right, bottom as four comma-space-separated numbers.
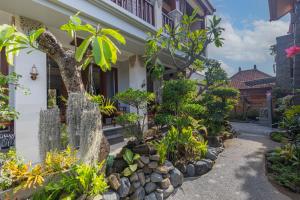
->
294, 2, 300, 89
152, 0, 163, 29
14, 50, 47, 163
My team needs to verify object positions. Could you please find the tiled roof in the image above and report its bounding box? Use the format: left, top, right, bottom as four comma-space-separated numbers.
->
230, 69, 275, 89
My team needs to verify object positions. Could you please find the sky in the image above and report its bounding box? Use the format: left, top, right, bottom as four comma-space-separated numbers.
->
208, 0, 290, 76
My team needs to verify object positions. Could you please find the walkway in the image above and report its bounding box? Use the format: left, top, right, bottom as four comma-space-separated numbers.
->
169, 122, 292, 200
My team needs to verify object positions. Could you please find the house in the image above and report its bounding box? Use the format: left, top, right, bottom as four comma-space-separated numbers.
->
0, 0, 215, 163
230, 65, 275, 119
268, 0, 300, 90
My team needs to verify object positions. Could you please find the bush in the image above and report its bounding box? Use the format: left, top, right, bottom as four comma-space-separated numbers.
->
152, 126, 207, 165
270, 132, 287, 143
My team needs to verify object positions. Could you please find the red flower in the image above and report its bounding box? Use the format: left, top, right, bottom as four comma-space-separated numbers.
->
285, 45, 300, 58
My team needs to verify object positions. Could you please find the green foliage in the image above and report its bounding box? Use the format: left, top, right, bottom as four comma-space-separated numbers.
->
122, 149, 140, 176
153, 126, 207, 165
86, 93, 117, 116
270, 132, 287, 143
33, 162, 108, 199
114, 89, 155, 141
145, 10, 224, 79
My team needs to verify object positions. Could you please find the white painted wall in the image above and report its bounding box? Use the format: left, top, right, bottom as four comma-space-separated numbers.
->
129, 56, 147, 92
14, 50, 47, 163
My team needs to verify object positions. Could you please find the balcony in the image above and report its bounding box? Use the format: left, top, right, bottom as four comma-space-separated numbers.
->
111, 0, 155, 25
162, 12, 174, 31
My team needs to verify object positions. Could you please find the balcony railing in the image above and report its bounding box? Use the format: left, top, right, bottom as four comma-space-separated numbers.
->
162, 12, 174, 31
111, 0, 154, 25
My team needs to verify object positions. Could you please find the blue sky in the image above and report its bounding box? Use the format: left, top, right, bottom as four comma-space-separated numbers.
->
209, 0, 290, 76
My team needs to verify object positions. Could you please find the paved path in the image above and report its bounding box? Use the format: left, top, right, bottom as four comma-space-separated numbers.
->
169, 123, 291, 200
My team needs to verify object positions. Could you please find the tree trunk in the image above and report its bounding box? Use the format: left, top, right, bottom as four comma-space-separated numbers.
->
37, 31, 84, 93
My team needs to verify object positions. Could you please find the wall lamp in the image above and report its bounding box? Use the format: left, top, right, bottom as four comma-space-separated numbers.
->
30, 64, 39, 80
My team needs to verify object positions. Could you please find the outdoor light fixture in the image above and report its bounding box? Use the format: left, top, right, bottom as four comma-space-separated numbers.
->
30, 64, 39, 80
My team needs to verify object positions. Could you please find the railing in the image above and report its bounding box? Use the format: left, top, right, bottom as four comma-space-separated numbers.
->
162, 12, 174, 31
111, 0, 155, 26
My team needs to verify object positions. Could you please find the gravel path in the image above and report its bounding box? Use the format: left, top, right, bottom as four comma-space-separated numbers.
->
169, 124, 291, 200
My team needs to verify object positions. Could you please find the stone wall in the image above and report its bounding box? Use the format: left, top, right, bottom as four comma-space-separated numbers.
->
276, 34, 293, 90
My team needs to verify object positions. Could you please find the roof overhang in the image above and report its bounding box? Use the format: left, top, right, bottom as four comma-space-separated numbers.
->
197, 0, 216, 15
268, 0, 297, 21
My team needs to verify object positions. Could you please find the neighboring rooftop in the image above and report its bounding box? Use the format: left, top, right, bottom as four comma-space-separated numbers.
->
230, 65, 275, 89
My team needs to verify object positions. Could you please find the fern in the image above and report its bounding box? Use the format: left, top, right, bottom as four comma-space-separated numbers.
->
86, 93, 117, 116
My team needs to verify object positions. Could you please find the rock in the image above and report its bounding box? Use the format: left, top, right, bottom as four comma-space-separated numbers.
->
155, 191, 163, 200
163, 185, 174, 198
99, 136, 110, 163
155, 166, 169, 174
108, 174, 121, 191
151, 172, 163, 182
136, 160, 145, 168
103, 191, 120, 200
194, 160, 210, 176
160, 178, 171, 189
202, 159, 213, 169
132, 143, 151, 155
162, 173, 170, 179
164, 160, 175, 171
145, 175, 151, 183
140, 156, 150, 165
143, 166, 152, 174
175, 163, 186, 174
112, 159, 127, 174
170, 168, 183, 187
206, 149, 217, 161
144, 192, 157, 200
186, 164, 195, 177
130, 173, 139, 182
150, 154, 160, 161
137, 172, 146, 186
130, 187, 145, 200
133, 181, 141, 189
88, 194, 102, 200
145, 182, 157, 194
117, 177, 131, 197
148, 161, 158, 169
77, 195, 88, 200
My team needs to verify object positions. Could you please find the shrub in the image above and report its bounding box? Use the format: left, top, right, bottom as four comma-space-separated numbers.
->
153, 126, 207, 165
122, 149, 140, 177
270, 132, 286, 143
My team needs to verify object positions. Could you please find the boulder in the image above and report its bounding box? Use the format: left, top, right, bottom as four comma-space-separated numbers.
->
137, 160, 145, 168
103, 191, 120, 200
164, 161, 175, 171
163, 185, 174, 198
108, 174, 121, 191
140, 156, 150, 165
160, 178, 171, 189
202, 159, 213, 169
144, 192, 158, 200
145, 175, 151, 183
155, 191, 164, 200
133, 181, 141, 189
194, 160, 210, 176
151, 172, 163, 182
117, 177, 131, 198
206, 149, 217, 161
130, 187, 145, 200
170, 168, 183, 187
175, 163, 186, 174
148, 161, 158, 169
130, 173, 139, 182
143, 166, 153, 174
150, 154, 160, 161
186, 164, 195, 177
155, 165, 169, 174
145, 182, 157, 194
137, 172, 146, 186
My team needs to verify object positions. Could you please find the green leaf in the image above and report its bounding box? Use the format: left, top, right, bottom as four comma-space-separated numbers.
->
102, 29, 126, 44
92, 36, 101, 66
92, 36, 110, 71
81, 56, 92, 70
123, 149, 134, 165
75, 35, 93, 62
133, 154, 140, 161
29, 28, 45, 45
129, 164, 137, 172
70, 12, 81, 26
122, 167, 133, 177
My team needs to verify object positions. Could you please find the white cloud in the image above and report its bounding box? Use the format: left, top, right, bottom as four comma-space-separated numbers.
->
208, 18, 289, 74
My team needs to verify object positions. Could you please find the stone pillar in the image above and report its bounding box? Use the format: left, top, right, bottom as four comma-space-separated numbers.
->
168, 0, 183, 27
152, 0, 163, 29
294, 2, 300, 89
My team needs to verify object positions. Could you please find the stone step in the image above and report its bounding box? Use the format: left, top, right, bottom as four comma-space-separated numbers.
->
106, 133, 124, 145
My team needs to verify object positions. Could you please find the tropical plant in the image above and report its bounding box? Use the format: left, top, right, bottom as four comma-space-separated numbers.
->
0, 12, 125, 93
145, 10, 224, 80
86, 93, 117, 116
153, 126, 208, 165
114, 88, 155, 141
122, 149, 140, 177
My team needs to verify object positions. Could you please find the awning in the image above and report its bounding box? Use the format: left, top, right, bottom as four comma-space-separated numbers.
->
268, 0, 296, 21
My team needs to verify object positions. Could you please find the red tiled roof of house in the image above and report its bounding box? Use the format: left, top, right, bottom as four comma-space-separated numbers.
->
230, 67, 275, 89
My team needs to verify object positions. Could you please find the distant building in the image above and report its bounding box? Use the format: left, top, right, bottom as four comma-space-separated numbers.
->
230, 65, 275, 118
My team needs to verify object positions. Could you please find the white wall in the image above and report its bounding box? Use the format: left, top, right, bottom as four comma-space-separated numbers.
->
129, 56, 147, 92
14, 50, 47, 163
